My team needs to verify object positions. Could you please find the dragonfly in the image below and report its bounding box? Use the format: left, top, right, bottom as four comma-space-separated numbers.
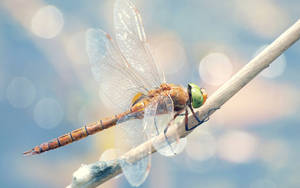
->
24, 0, 209, 186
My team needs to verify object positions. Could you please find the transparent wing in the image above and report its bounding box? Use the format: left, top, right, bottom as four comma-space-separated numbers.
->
86, 28, 148, 112
114, 0, 163, 89
143, 95, 187, 157
115, 115, 151, 186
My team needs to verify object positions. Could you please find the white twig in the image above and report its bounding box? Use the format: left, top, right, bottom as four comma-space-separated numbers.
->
68, 20, 300, 188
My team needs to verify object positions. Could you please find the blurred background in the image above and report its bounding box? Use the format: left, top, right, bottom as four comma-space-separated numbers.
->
1, 0, 300, 187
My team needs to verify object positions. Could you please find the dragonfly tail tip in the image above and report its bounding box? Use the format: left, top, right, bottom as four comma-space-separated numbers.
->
23, 149, 35, 156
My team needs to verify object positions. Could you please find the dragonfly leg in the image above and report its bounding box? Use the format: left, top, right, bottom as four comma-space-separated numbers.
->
163, 132, 176, 155
163, 112, 182, 155
185, 106, 220, 131
184, 108, 191, 131
163, 112, 182, 135
154, 115, 175, 155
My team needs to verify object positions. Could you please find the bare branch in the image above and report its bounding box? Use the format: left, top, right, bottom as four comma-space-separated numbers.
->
68, 19, 300, 188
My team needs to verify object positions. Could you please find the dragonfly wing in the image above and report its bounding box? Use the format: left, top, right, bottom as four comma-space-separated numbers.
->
86, 28, 148, 112
143, 95, 187, 157
115, 115, 151, 186
114, 0, 163, 89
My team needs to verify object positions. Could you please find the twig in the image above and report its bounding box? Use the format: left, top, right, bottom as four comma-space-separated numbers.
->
68, 19, 300, 188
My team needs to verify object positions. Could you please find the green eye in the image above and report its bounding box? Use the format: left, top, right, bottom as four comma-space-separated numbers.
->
188, 83, 204, 108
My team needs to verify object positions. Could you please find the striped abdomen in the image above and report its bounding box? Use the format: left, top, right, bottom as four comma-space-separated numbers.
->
23, 111, 131, 155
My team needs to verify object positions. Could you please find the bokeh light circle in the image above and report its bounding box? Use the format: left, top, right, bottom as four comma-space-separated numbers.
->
77, 104, 93, 127
64, 32, 88, 65
151, 33, 187, 75
6, 77, 36, 109
254, 45, 286, 78
186, 130, 216, 161
99, 148, 119, 161
31, 5, 64, 39
199, 53, 233, 86
218, 131, 258, 163
259, 139, 289, 169
33, 98, 64, 129
233, 0, 288, 38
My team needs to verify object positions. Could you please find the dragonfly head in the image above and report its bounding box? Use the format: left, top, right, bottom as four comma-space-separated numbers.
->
188, 83, 207, 108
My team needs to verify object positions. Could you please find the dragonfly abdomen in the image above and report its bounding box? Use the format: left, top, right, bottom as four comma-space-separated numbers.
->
23, 111, 130, 155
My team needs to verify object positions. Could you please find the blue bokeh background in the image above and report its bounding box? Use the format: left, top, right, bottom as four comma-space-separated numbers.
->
1, 0, 300, 187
